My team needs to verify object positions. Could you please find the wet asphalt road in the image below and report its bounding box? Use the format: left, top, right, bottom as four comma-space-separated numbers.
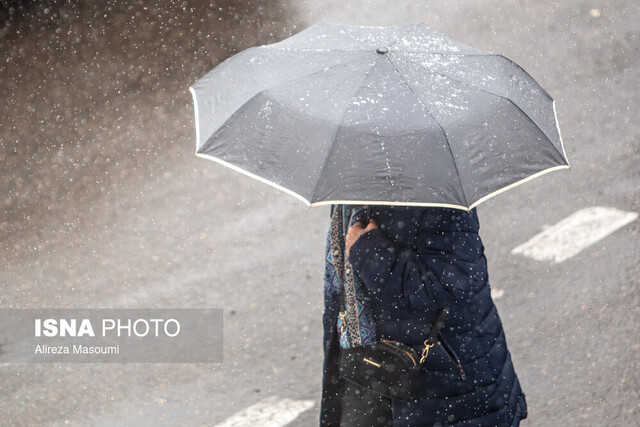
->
1, 0, 639, 425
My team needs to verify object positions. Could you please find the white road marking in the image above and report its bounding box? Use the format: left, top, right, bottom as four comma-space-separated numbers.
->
215, 396, 314, 427
511, 206, 638, 263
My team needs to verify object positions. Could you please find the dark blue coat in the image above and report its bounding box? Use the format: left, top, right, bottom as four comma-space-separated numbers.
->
320, 205, 527, 426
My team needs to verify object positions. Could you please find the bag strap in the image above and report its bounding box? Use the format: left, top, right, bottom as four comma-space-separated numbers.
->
419, 307, 449, 364
337, 205, 353, 313
336, 205, 363, 347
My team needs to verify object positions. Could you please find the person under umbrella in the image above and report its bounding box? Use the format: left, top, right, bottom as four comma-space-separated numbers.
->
320, 204, 527, 426
189, 22, 570, 427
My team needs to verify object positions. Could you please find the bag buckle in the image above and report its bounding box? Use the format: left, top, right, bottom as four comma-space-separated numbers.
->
338, 311, 347, 335
420, 340, 435, 364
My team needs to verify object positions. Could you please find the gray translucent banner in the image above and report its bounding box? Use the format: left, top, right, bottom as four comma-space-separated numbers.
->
0, 309, 223, 363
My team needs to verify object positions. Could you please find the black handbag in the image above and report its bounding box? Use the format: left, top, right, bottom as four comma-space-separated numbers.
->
338, 307, 450, 401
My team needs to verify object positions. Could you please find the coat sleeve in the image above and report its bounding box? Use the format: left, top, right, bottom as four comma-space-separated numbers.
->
347, 211, 463, 311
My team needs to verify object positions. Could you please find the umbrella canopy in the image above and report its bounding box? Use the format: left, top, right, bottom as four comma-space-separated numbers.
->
189, 22, 570, 210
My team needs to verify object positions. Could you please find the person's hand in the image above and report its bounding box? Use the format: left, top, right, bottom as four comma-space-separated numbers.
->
346, 218, 378, 257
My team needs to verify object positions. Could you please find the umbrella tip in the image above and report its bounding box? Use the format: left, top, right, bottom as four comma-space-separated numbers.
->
376, 47, 389, 54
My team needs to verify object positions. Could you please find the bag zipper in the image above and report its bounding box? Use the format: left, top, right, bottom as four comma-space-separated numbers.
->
379, 339, 419, 367
379, 337, 466, 380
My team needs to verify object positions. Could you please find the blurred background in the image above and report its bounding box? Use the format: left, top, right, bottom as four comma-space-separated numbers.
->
1, 0, 638, 425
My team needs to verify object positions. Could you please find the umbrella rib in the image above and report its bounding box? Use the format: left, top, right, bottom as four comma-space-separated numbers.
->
400, 55, 564, 160
248, 49, 369, 92
310, 57, 382, 203
396, 52, 553, 100
494, 54, 553, 100
261, 47, 369, 53
263, 47, 491, 55
261, 54, 369, 92
385, 56, 470, 207
197, 56, 367, 154
398, 51, 496, 56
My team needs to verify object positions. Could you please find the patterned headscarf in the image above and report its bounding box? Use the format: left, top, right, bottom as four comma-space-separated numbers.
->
326, 204, 376, 348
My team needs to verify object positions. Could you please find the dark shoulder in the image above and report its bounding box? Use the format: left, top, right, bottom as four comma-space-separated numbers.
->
418, 207, 479, 233
383, 206, 480, 233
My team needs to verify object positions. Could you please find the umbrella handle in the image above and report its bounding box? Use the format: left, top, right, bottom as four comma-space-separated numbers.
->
345, 205, 371, 229
363, 205, 371, 226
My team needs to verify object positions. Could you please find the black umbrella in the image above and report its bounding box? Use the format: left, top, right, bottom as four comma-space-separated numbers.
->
189, 22, 570, 211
